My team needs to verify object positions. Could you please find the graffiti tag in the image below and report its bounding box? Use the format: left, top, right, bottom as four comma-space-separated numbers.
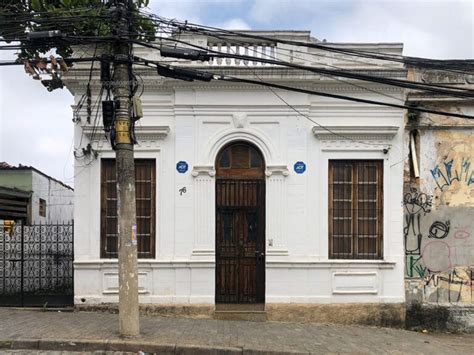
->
431, 157, 474, 191
403, 187, 432, 255
454, 228, 470, 240
406, 255, 427, 278
428, 221, 450, 239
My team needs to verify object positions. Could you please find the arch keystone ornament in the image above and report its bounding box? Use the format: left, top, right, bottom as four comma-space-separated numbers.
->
232, 112, 248, 128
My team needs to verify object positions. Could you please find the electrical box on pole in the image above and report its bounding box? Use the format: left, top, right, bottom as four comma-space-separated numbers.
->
102, 100, 115, 132
160, 46, 211, 61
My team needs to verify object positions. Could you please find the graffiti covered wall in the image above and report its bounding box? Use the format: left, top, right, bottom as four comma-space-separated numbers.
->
405, 128, 474, 304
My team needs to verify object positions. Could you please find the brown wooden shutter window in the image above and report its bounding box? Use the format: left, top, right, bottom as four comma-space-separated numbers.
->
101, 159, 156, 258
329, 160, 383, 259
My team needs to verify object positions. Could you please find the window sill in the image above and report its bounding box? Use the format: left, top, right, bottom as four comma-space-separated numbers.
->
75, 259, 397, 270
266, 259, 396, 269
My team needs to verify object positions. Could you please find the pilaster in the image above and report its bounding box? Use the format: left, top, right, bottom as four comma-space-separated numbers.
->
191, 166, 216, 258
265, 165, 290, 256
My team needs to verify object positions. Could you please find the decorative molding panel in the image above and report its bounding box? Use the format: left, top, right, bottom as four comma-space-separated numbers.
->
192, 169, 215, 257
332, 271, 378, 294
102, 271, 150, 294
312, 125, 399, 141
266, 170, 289, 254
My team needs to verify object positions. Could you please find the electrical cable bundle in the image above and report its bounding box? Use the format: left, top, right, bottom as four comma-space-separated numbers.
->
0, 5, 473, 122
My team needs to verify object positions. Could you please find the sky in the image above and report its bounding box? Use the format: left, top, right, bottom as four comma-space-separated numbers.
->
0, 0, 473, 187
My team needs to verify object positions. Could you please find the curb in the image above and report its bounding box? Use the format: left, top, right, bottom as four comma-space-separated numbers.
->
0, 338, 310, 354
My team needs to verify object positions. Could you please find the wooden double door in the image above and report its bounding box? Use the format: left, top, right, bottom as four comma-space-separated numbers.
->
215, 143, 266, 304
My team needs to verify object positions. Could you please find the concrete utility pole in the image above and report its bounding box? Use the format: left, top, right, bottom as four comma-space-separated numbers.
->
113, 0, 140, 336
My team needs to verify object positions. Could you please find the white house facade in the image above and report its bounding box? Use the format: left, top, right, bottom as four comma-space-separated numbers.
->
67, 31, 407, 323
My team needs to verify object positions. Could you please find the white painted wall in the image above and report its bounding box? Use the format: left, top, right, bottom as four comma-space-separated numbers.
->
31, 170, 74, 223
70, 32, 406, 306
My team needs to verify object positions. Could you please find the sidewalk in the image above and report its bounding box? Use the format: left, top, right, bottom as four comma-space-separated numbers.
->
0, 308, 473, 354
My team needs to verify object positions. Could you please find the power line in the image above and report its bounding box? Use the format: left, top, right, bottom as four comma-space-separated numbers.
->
3, 6, 473, 74
134, 57, 474, 120
0, 5, 106, 16
2, 37, 471, 118
221, 75, 474, 119
0, 56, 99, 66
121, 33, 474, 98
148, 14, 474, 73
3, 22, 472, 99
132, 37, 474, 99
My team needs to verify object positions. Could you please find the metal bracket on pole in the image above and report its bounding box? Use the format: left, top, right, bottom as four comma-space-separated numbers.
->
115, 120, 131, 144
114, 54, 131, 64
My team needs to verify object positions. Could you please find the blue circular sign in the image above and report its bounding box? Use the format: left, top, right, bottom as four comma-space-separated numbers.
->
176, 161, 189, 174
294, 161, 306, 174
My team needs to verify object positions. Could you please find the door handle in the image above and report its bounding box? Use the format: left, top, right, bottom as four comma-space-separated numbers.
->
255, 251, 265, 262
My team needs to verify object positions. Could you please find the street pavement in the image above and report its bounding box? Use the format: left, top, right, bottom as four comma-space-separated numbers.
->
0, 352, 135, 354
0, 308, 473, 354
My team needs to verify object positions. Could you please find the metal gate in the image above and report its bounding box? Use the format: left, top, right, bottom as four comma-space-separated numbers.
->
0, 222, 74, 307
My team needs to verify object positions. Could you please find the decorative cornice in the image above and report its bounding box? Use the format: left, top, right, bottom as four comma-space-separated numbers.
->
65, 67, 406, 93
134, 125, 170, 140
191, 165, 216, 177
265, 165, 290, 177
83, 125, 170, 141
312, 125, 399, 141
146, 79, 406, 93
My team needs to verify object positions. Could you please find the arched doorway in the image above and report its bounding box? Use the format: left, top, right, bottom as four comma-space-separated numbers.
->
215, 142, 266, 305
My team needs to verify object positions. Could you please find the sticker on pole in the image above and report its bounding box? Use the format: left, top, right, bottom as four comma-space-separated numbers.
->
294, 161, 306, 174
176, 161, 189, 174
131, 224, 137, 246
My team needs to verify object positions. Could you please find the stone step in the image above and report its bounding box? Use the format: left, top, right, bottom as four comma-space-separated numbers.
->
213, 310, 267, 322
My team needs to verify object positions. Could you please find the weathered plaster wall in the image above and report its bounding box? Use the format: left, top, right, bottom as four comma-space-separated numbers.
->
31, 170, 74, 223
403, 68, 474, 331
404, 126, 474, 305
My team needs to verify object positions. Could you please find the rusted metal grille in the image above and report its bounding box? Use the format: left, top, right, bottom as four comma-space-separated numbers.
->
101, 159, 156, 258
329, 160, 383, 259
